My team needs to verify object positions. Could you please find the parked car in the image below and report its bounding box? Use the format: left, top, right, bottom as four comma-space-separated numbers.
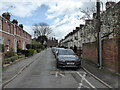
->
51, 47, 57, 55
56, 49, 81, 69
54, 48, 64, 58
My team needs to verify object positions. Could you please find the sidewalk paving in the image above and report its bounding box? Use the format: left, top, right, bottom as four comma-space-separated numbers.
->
2, 52, 43, 84
81, 59, 120, 88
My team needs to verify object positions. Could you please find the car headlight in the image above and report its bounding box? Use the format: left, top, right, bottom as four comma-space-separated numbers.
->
58, 59, 65, 62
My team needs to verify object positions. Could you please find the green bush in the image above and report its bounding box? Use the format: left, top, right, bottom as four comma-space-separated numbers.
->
4, 58, 10, 64
17, 48, 22, 54
5, 51, 16, 58
21, 50, 27, 54
0, 44, 4, 52
26, 44, 32, 49
25, 49, 36, 57
36, 49, 41, 53
11, 56, 18, 62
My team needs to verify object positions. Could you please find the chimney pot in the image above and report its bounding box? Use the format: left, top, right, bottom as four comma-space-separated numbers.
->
12, 19, 18, 25
19, 24, 23, 29
2, 12, 10, 21
106, 2, 116, 10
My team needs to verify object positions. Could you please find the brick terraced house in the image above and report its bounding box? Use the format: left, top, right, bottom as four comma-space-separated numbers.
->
0, 12, 32, 54
60, 1, 120, 72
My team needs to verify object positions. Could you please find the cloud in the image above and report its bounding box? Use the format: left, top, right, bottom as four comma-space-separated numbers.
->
23, 25, 34, 37
0, 0, 119, 40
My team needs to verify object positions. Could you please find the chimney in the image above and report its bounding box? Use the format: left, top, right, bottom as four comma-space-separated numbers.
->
85, 19, 91, 25
2, 12, 10, 21
12, 19, 18, 25
19, 24, 23, 29
80, 24, 84, 29
93, 13, 97, 19
76, 27, 79, 30
106, 2, 116, 10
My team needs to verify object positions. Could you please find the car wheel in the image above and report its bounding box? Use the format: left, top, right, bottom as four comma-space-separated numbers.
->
56, 62, 59, 68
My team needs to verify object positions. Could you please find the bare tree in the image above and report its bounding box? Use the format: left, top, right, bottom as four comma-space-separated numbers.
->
33, 22, 52, 38
78, 6, 96, 20
77, 6, 97, 42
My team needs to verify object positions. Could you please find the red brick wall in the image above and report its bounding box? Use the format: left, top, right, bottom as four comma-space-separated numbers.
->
83, 42, 98, 64
117, 37, 120, 73
0, 16, 32, 53
83, 38, 119, 72
103, 38, 118, 71
2, 33, 14, 53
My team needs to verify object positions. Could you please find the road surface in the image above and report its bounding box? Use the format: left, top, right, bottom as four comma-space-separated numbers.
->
3, 48, 110, 89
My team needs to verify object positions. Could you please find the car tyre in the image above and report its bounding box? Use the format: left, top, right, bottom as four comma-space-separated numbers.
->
56, 62, 59, 68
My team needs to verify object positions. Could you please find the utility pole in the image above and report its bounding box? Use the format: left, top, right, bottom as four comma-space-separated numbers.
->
96, 0, 102, 69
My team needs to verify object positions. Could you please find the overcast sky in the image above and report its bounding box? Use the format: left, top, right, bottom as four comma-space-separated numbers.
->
0, 0, 119, 40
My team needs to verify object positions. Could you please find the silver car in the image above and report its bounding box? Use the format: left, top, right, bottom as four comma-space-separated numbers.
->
56, 49, 81, 69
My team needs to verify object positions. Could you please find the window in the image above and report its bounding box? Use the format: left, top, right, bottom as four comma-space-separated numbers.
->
7, 40, 10, 51
14, 24, 16, 34
0, 36, 4, 44
20, 30, 21, 36
8, 24, 11, 33
0, 19, 2, 30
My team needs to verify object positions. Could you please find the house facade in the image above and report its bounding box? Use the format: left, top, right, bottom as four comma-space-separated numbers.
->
60, 1, 120, 72
0, 12, 32, 54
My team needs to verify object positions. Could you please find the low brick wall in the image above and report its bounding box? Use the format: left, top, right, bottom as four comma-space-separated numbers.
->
83, 38, 119, 72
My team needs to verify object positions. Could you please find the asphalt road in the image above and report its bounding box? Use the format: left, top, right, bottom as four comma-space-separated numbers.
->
3, 48, 109, 89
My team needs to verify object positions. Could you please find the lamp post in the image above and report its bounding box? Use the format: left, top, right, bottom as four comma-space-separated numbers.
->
96, 0, 102, 69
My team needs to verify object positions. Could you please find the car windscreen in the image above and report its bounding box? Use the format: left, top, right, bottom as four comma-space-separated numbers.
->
59, 49, 75, 55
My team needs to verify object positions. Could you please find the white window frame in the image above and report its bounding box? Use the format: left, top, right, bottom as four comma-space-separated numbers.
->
7, 40, 10, 51
8, 24, 11, 33
0, 19, 2, 30
14, 24, 16, 35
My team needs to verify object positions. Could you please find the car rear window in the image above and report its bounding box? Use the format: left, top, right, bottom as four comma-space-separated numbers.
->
59, 49, 75, 55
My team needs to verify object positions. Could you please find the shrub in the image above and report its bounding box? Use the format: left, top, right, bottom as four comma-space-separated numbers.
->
11, 56, 18, 62
26, 44, 32, 49
25, 49, 36, 57
0, 44, 4, 52
36, 49, 41, 53
4, 58, 10, 64
21, 50, 27, 54
17, 48, 22, 54
5, 51, 16, 58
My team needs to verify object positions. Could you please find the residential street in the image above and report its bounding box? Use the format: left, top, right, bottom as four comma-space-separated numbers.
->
0, 0, 120, 90
2, 49, 110, 89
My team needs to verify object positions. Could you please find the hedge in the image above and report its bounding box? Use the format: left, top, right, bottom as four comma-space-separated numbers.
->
25, 49, 37, 57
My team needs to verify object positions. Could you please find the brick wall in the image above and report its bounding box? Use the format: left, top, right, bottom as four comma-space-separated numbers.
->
83, 42, 98, 64
103, 38, 118, 71
0, 15, 32, 53
117, 37, 120, 73
83, 38, 119, 72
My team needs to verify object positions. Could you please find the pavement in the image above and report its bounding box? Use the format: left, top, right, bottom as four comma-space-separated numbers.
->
81, 59, 120, 88
2, 53, 41, 84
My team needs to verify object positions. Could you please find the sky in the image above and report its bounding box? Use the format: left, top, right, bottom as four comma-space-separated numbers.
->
0, 0, 119, 40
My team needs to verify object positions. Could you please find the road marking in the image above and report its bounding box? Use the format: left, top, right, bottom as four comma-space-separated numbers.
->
81, 66, 113, 89
76, 72, 97, 89
55, 72, 65, 77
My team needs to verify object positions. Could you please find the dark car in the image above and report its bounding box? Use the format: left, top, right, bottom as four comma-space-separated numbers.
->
56, 49, 81, 69
54, 48, 64, 58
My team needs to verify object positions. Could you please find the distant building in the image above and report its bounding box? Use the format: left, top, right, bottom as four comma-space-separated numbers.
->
46, 38, 58, 47
0, 12, 32, 54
